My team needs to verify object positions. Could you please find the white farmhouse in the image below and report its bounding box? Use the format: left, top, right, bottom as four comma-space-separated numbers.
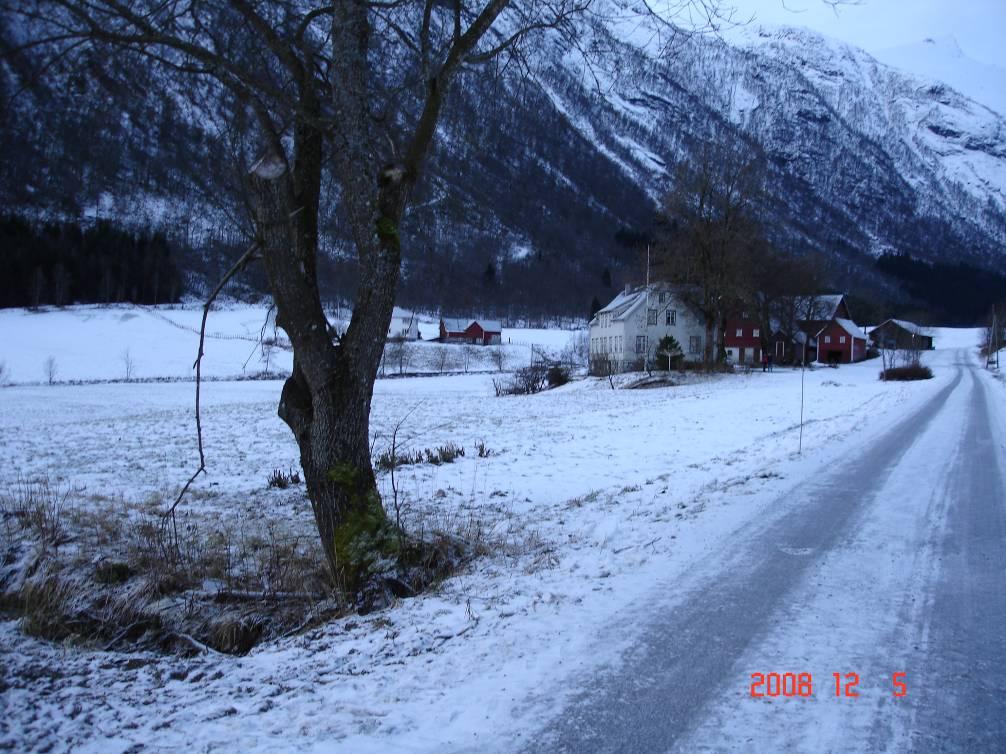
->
387, 307, 420, 340
588, 283, 708, 373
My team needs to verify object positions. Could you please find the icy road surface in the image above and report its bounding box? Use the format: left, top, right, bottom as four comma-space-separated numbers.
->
531, 348, 1006, 752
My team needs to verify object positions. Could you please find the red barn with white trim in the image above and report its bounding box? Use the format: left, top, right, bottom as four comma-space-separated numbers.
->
815, 318, 868, 364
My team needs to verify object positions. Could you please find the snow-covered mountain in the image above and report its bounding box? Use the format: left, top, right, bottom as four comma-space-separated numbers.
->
875, 36, 1006, 118
2, 11, 1004, 315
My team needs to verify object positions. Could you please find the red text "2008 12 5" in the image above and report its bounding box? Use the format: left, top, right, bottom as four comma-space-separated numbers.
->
749, 672, 908, 698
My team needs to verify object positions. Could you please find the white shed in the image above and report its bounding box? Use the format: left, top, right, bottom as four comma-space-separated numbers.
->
387, 307, 420, 340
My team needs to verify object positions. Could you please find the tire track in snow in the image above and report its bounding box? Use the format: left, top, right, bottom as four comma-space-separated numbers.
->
528, 357, 968, 752
907, 363, 1006, 752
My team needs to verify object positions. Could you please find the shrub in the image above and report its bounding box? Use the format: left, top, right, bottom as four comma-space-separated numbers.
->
267, 468, 301, 489
375, 444, 464, 470
493, 363, 549, 395
375, 447, 425, 471
880, 364, 933, 381
425, 443, 464, 465
546, 365, 570, 387
1, 476, 74, 547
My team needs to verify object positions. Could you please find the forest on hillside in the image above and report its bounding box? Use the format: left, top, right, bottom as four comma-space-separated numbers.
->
0, 217, 183, 308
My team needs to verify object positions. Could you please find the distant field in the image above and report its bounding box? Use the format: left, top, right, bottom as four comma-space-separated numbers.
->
0, 304, 584, 384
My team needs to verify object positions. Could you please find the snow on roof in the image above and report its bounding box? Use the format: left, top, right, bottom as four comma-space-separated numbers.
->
391, 306, 416, 320
592, 283, 694, 324
477, 319, 503, 333
887, 318, 929, 336
830, 318, 869, 340
441, 317, 503, 333
594, 287, 646, 321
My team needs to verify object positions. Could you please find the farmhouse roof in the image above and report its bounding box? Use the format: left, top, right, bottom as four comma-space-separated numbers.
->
819, 317, 868, 340
592, 283, 694, 324
885, 318, 929, 336
441, 317, 503, 334
477, 319, 503, 333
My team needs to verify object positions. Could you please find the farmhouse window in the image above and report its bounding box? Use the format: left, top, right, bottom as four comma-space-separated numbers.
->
647, 309, 658, 326
735, 328, 743, 337
824, 335, 832, 344
659, 292, 668, 303
840, 336, 847, 344
753, 329, 760, 337
666, 310, 676, 326
689, 335, 701, 354
636, 335, 647, 354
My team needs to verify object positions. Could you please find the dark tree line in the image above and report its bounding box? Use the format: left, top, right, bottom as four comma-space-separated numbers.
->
875, 253, 1006, 326
0, 217, 183, 308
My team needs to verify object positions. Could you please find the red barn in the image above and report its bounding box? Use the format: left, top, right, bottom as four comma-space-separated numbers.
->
439, 317, 502, 345
815, 318, 868, 364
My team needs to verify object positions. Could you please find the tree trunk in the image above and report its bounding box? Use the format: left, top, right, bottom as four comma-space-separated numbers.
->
704, 316, 716, 367
247, 137, 401, 591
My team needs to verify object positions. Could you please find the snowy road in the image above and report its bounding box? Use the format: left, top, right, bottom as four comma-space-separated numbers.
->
532, 349, 1006, 752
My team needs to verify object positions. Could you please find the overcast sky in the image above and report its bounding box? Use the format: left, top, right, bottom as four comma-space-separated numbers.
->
722, 0, 1006, 68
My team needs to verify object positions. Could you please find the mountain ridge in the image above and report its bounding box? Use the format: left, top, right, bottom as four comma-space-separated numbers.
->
1, 9, 1003, 318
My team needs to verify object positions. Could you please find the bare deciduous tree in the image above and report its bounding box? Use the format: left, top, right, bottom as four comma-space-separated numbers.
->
433, 345, 450, 375
43, 356, 57, 385
490, 344, 506, 372
9, 0, 829, 587
654, 143, 764, 367
387, 338, 412, 375
8, 0, 607, 586
121, 348, 135, 381
462, 343, 479, 374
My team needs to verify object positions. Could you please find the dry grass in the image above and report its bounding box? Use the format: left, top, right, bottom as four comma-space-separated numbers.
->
3, 471, 542, 654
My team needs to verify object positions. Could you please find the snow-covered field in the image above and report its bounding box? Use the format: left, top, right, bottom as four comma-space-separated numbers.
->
0, 311, 995, 753
0, 304, 582, 384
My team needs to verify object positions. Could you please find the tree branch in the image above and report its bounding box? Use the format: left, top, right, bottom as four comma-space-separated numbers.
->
163, 242, 260, 525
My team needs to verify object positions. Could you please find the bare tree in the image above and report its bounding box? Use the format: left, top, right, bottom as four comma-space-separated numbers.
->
387, 337, 412, 375
9, 0, 609, 586
434, 345, 450, 375
43, 356, 57, 385
653, 143, 764, 367
121, 348, 136, 381
490, 344, 506, 372
8, 0, 824, 586
879, 340, 899, 379
568, 331, 590, 369
462, 343, 480, 374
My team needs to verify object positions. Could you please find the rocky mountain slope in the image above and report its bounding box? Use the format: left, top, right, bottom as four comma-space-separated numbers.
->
2, 6, 1004, 317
